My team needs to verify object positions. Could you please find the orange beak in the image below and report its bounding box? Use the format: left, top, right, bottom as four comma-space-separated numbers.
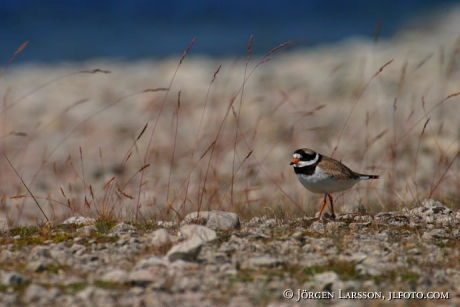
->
290, 158, 299, 165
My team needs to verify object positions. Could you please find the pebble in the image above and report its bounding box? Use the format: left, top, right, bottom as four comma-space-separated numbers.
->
411, 199, 454, 225
128, 269, 158, 287
23, 283, 57, 304
151, 228, 171, 246
110, 222, 137, 235
242, 256, 284, 269
422, 228, 450, 240
184, 210, 240, 230
312, 271, 342, 291
25, 261, 48, 272
1, 271, 28, 286
180, 224, 217, 243
166, 236, 204, 262
135, 255, 166, 269
0, 219, 8, 232
61, 216, 96, 225
374, 212, 410, 226
100, 269, 129, 283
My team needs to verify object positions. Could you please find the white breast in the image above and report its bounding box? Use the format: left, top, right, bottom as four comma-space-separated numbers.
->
296, 171, 359, 194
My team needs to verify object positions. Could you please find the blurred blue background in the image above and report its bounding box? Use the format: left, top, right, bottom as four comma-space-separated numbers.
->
1, 0, 458, 63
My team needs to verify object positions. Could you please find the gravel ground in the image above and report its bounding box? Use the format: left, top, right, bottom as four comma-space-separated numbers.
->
0, 199, 459, 307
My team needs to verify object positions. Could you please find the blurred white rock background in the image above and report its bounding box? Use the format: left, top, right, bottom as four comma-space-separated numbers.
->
1, 6, 460, 225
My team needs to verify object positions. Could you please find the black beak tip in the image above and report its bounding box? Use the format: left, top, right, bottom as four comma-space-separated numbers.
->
290, 162, 294, 165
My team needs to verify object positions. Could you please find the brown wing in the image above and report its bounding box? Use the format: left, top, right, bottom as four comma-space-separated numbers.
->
318, 155, 361, 180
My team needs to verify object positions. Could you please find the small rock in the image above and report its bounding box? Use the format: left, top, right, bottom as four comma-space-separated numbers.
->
407, 248, 422, 255
248, 216, 265, 225
61, 216, 96, 225
354, 215, 373, 223
229, 296, 254, 307
411, 199, 454, 224
362, 256, 382, 266
1, 271, 28, 286
453, 229, 460, 238
93, 288, 116, 306
128, 269, 157, 287
76, 225, 97, 235
242, 256, 284, 269
338, 252, 368, 264
22, 283, 61, 305
336, 213, 357, 222
118, 294, 144, 307
169, 259, 199, 270
309, 221, 325, 233
291, 231, 303, 240
264, 219, 278, 226
47, 287, 61, 300
312, 271, 342, 292
180, 225, 217, 243
157, 221, 179, 228
25, 261, 48, 272
135, 256, 166, 269
207, 211, 240, 230
167, 236, 203, 262
418, 199, 452, 214
185, 210, 240, 230
349, 222, 372, 231
325, 221, 346, 232
129, 286, 144, 295
422, 228, 449, 240
0, 293, 19, 305
70, 243, 86, 255
31, 246, 51, 259
318, 212, 335, 221
0, 219, 9, 232
23, 284, 46, 303
172, 276, 201, 292
50, 249, 68, 264
184, 211, 209, 224
151, 228, 171, 246
1, 250, 16, 262
110, 222, 137, 234
355, 264, 383, 277
100, 269, 128, 283
249, 232, 271, 239
76, 286, 95, 301
374, 212, 410, 226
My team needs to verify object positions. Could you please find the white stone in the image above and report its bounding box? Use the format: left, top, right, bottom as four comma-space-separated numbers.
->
23, 284, 47, 303
135, 256, 166, 269
100, 269, 128, 283
1, 271, 28, 286
128, 269, 157, 287
184, 211, 240, 230
109, 222, 137, 234
242, 256, 284, 269
151, 228, 171, 246
180, 225, 217, 243
167, 236, 203, 262
61, 216, 96, 225
312, 271, 343, 291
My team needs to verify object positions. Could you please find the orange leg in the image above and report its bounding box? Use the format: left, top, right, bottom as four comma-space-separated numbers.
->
328, 194, 336, 220
318, 194, 328, 219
